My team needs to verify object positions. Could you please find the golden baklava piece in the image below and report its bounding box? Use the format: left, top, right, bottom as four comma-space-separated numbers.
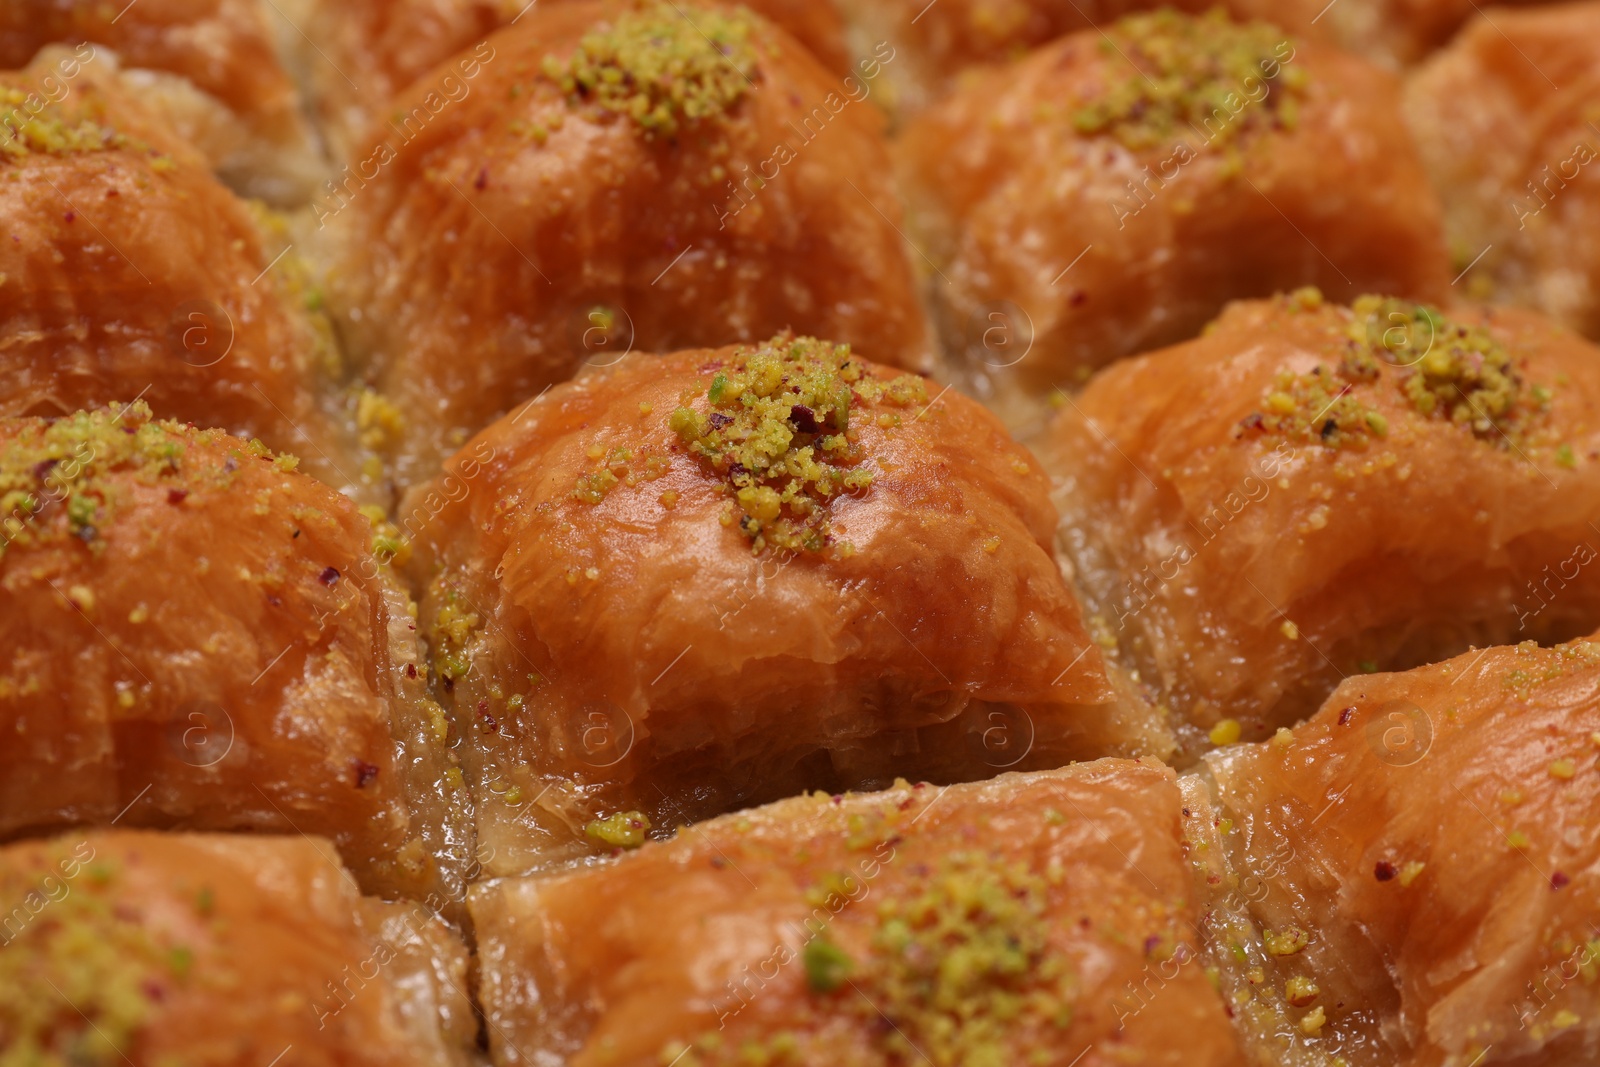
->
0, 53, 364, 495
1040, 290, 1600, 750
1186, 635, 1600, 1066
0, 0, 320, 203
472, 761, 1246, 1067
896, 10, 1448, 423
837, 0, 1552, 118
0, 406, 469, 903
400, 334, 1161, 878
295, 0, 850, 157
838, 0, 1224, 117
318, 0, 929, 489
1405, 1, 1600, 341
1258, 0, 1553, 68
0, 830, 476, 1067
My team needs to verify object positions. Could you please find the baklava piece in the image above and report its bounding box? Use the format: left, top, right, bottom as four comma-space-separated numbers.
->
0, 54, 365, 496
400, 334, 1163, 878
838, 0, 1551, 119
294, 0, 849, 157
1186, 635, 1600, 1066
1405, 1, 1600, 340
0, 0, 320, 203
896, 10, 1448, 425
471, 761, 1246, 1067
318, 0, 929, 489
1040, 290, 1600, 750
0, 830, 476, 1067
0, 406, 469, 904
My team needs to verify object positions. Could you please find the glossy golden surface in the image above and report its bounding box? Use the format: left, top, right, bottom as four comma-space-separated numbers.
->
1042, 294, 1600, 748
0, 407, 466, 902
1195, 637, 1600, 1066
897, 15, 1448, 416
0, 830, 474, 1067
1406, 1, 1600, 341
319, 0, 928, 491
399, 338, 1151, 878
473, 761, 1246, 1067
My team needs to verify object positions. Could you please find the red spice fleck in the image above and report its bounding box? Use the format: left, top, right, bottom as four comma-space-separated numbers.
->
167, 488, 188, 505
318, 566, 340, 585
1551, 871, 1571, 890
477, 701, 498, 732
354, 760, 379, 788
1374, 861, 1396, 882
406, 663, 418, 679
789, 405, 821, 433
474, 165, 489, 191
1338, 706, 1356, 726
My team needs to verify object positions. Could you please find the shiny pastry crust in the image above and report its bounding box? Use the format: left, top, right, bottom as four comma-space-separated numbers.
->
836, 0, 1551, 117
0, 830, 476, 1067
1040, 292, 1600, 749
470, 761, 1245, 1067
1190, 636, 1600, 1066
895, 11, 1448, 422
295, 0, 850, 157
317, 0, 929, 489
0, 53, 362, 495
0, 0, 320, 203
1404, 1, 1600, 341
0, 406, 467, 903
398, 336, 1155, 879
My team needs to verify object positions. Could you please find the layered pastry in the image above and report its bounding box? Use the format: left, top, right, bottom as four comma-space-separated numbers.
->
1405, 1, 1600, 340
399, 334, 1159, 879
1187, 634, 1600, 1066
0, 0, 321, 203
0, 405, 468, 904
1040, 290, 1600, 750
471, 760, 1245, 1067
0, 830, 476, 1067
0, 52, 365, 496
837, 0, 1552, 117
896, 9, 1449, 425
317, 0, 929, 489
291, 0, 851, 157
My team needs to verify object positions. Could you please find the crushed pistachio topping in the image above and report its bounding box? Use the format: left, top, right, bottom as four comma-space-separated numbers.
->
1072, 10, 1306, 151
359, 504, 411, 567
0, 403, 293, 557
1241, 290, 1549, 451
0, 84, 126, 160
356, 388, 405, 451
1346, 295, 1538, 442
585, 810, 652, 849
572, 444, 671, 504
0, 847, 195, 1066
542, 1, 758, 137
429, 584, 480, 682
1263, 926, 1309, 957
837, 852, 1076, 1063
670, 333, 925, 555
802, 934, 852, 993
